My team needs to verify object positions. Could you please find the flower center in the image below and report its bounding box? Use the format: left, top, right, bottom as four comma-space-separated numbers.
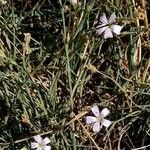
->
108, 24, 112, 29
39, 143, 45, 149
97, 115, 104, 122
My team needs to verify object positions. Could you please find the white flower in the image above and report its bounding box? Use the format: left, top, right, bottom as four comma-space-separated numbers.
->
31, 135, 51, 150
86, 105, 111, 133
97, 13, 123, 39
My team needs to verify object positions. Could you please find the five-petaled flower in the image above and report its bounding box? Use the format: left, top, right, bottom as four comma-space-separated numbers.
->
31, 135, 51, 150
86, 105, 111, 133
97, 13, 123, 39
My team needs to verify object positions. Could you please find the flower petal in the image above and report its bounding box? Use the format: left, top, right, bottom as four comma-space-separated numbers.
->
44, 146, 51, 150
97, 24, 107, 28
93, 121, 101, 133
97, 26, 108, 35
43, 137, 50, 145
37, 147, 43, 150
111, 25, 122, 35
33, 135, 42, 143
100, 13, 108, 24
31, 142, 39, 149
91, 105, 100, 117
102, 119, 111, 128
86, 116, 97, 124
101, 108, 110, 117
108, 12, 116, 23
104, 28, 113, 39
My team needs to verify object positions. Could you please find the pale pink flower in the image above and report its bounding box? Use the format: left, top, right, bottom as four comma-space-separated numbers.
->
97, 13, 123, 39
31, 135, 51, 150
86, 105, 111, 133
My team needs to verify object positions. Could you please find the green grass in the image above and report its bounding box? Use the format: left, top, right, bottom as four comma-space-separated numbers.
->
0, 0, 150, 149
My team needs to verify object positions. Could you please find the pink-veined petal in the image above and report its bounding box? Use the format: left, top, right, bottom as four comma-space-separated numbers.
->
86, 116, 97, 124
101, 108, 110, 117
44, 146, 51, 150
102, 119, 111, 128
111, 25, 122, 35
108, 12, 116, 23
31, 142, 39, 149
100, 13, 108, 24
33, 135, 42, 143
43, 137, 50, 145
91, 105, 100, 117
104, 28, 113, 39
93, 121, 101, 133
97, 26, 108, 35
